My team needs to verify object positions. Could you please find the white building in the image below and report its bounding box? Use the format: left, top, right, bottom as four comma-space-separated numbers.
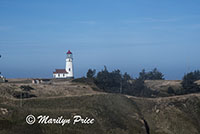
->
53, 50, 74, 79
0, 75, 6, 83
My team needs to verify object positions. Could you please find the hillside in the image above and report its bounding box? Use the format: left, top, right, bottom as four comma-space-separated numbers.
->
0, 79, 200, 134
128, 94, 200, 134
0, 79, 100, 98
144, 80, 182, 91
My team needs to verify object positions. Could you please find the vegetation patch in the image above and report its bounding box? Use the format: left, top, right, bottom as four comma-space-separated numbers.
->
13, 91, 37, 99
20, 85, 35, 91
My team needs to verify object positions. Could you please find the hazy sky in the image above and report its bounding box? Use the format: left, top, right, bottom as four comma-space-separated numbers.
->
0, 0, 200, 79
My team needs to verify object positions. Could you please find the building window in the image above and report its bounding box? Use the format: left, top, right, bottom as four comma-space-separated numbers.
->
69, 68, 71, 71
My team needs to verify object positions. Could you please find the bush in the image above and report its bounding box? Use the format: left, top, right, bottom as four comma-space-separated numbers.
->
167, 87, 175, 94
13, 91, 37, 99
20, 85, 34, 91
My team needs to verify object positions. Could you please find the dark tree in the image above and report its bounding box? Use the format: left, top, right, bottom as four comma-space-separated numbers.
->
150, 68, 165, 80
181, 70, 200, 94
93, 66, 157, 97
86, 69, 96, 78
123, 72, 132, 81
122, 77, 157, 97
95, 66, 122, 93
139, 69, 147, 80
121, 72, 132, 93
138, 68, 165, 80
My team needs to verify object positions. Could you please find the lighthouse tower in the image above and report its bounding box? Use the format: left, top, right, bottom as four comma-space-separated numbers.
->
65, 50, 74, 78
53, 50, 74, 79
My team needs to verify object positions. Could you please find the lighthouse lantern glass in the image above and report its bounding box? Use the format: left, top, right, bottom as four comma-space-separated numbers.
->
67, 53, 72, 59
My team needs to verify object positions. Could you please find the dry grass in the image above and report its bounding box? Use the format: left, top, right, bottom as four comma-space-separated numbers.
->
0, 79, 102, 99
1, 79, 200, 134
145, 80, 182, 91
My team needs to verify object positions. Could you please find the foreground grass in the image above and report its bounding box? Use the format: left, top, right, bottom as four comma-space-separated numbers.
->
0, 94, 146, 134
1, 93, 200, 134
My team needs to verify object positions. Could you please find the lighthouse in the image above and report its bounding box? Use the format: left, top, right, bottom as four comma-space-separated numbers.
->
53, 50, 74, 79
65, 50, 74, 78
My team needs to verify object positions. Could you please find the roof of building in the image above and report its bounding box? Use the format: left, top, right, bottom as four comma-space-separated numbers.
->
67, 50, 72, 54
53, 69, 68, 74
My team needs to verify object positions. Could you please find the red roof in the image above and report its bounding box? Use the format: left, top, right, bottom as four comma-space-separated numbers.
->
67, 50, 72, 54
53, 69, 68, 74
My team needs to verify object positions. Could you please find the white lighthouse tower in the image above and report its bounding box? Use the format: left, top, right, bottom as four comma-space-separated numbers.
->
53, 50, 74, 79
65, 50, 74, 78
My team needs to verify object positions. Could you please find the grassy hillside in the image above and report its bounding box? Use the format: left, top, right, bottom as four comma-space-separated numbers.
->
1, 79, 200, 134
0, 94, 147, 134
0, 80, 100, 98
129, 94, 200, 134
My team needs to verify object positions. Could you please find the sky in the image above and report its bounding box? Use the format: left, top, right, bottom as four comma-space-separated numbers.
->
0, 0, 200, 79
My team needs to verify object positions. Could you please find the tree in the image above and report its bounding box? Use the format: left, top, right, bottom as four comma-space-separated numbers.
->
94, 66, 157, 97
86, 69, 96, 78
139, 69, 147, 80
95, 67, 122, 93
123, 72, 132, 81
122, 77, 157, 97
121, 72, 132, 93
150, 68, 164, 80
181, 70, 200, 93
138, 68, 165, 80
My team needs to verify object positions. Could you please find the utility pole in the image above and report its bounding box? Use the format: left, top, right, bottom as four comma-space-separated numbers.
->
0, 55, 2, 77
20, 92, 22, 107
0, 55, 1, 75
0, 55, 6, 82
120, 79, 122, 94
